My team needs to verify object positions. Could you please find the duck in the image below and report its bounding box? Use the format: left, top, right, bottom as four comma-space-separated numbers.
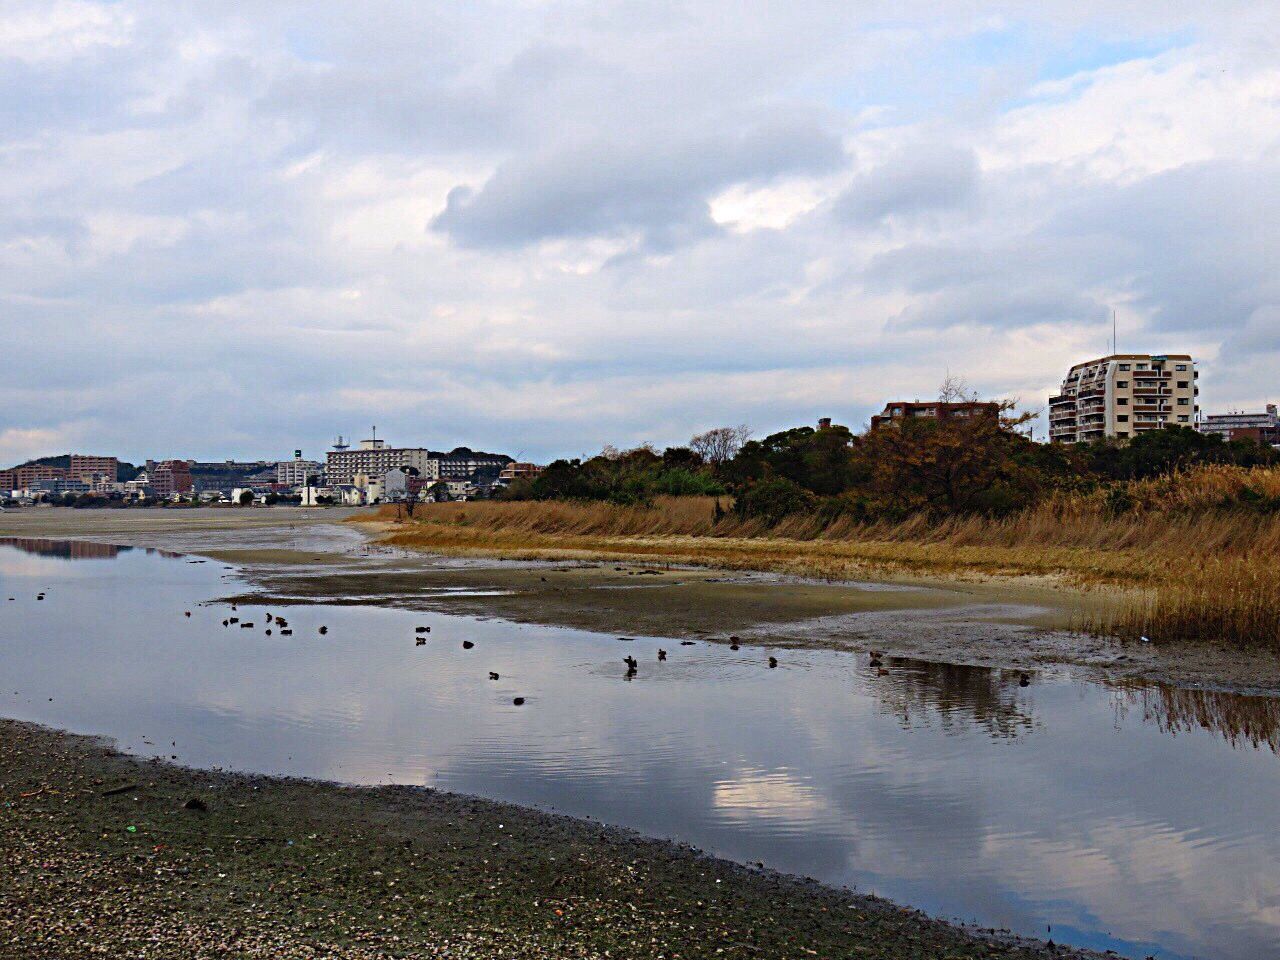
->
1019, 673, 1031, 687
730, 642, 740, 651
416, 637, 427, 646
869, 656, 883, 668
489, 672, 500, 680
513, 697, 525, 706
624, 655, 638, 675
415, 626, 429, 634
658, 649, 667, 661
680, 640, 695, 646
265, 628, 272, 636
184, 611, 191, 618
768, 656, 778, 668
280, 628, 293, 636
462, 640, 475, 649
318, 626, 328, 635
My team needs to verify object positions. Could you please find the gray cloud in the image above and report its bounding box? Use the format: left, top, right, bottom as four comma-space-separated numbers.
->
432, 119, 846, 249
834, 144, 980, 225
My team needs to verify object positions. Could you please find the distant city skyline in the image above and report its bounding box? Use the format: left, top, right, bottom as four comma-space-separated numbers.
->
2, 2, 1277, 465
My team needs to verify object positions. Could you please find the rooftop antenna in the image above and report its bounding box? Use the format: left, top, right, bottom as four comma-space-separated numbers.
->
333, 435, 349, 451
1112, 308, 1117, 356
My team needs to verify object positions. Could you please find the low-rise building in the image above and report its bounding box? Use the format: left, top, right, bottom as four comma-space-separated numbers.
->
870, 401, 999, 431
1198, 405, 1280, 447
498, 462, 543, 482
1049, 353, 1199, 443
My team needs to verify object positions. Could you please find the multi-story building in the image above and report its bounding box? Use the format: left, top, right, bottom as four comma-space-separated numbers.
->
276, 451, 324, 487
1198, 405, 1280, 447
147, 460, 195, 497
1049, 354, 1198, 443
325, 437, 441, 486
432, 448, 513, 479
0, 463, 66, 492
498, 462, 543, 482
869, 401, 1000, 431
68, 454, 119, 484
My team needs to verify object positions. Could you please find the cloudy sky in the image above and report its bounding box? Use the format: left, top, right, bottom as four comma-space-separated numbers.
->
2, 1, 1277, 464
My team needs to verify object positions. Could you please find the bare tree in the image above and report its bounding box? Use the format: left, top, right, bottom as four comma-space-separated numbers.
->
689, 425, 752, 467
938, 375, 980, 404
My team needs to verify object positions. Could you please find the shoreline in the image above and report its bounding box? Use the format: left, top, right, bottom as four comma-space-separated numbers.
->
0, 718, 1097, 960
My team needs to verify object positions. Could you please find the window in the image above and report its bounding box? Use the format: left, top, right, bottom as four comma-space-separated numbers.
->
1119, 364, 1130, 371
1177, 381, 1188, 388
1117, 398, 1128, 405
1116, 431, 1130, 438
1178, 416, 1189, 422
1117, 380, 1128, 388
1177, 398, 1189, 405
1176, 364, 1187, 371
1137, 363, 1148, 369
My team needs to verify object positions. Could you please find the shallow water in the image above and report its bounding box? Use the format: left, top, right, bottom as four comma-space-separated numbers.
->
2, 537, 1278, 960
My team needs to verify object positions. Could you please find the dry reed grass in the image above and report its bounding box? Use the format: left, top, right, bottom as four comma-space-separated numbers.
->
364, 466, 1280, 649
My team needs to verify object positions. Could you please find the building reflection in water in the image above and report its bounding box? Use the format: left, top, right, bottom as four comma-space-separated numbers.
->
869, 659, 1038, 740
0, 537, 129, 560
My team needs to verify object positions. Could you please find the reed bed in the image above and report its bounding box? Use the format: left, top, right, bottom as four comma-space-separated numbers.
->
365, 466, 1280, 649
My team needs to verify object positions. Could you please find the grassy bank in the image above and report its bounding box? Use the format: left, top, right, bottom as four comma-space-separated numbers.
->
0, 720, 1081, 960
367, 465, 1280, 650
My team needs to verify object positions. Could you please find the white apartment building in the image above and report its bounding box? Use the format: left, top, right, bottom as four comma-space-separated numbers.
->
1049, 354, 1198, 443
276, 451, 324, 486
325, 438, 442, 485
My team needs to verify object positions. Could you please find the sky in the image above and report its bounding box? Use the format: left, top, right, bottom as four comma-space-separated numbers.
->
1, 1, 1278, 465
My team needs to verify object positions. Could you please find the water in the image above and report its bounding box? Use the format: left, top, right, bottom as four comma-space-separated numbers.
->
2, 537, 1279, 960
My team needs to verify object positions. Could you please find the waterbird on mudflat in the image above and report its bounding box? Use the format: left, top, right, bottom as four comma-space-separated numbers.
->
513, 697, 525, 706
658, 649, 667, 661
1019, 673, 1031, 687
281, 629, 292, 636
768, 657, 778, 668
680, 640, 695, 646
463, 640, 475, 649
416, 637, 426, 646
415, 626, 429, 633
184, 611, 191, 618
318, 626, 328, 635
489, 672, 500, 680
869, 657, 883, 668
730, 643, 740, 651
624, 655, 638, 675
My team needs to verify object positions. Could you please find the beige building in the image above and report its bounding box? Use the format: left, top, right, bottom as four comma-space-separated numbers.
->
1049, 354, 1198, 443
325, 438, 441, 486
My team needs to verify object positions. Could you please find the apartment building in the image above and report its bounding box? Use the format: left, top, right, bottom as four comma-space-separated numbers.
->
432, 448, 512, 479
1198, 405, 1280, 447
1049, 354, 1198, 443
68, 454, 118, 484
276, 451, 324, 486
325, 438, 441, 486
0, 463, 65, 492
869, 401, 999, 431
147, 460, 194, 496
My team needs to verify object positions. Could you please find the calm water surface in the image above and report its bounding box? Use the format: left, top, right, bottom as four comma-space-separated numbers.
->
2, 536, 1279, 960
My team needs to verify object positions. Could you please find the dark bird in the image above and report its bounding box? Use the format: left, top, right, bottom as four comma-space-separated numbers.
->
265, 628, 272, 636
513, 697, 525, 706
729, 635, 740, 642
318, 626, 328, 635
416, 637, 426, 646
768, 657, 778, 668
463, 640, 474, 649
730, 643, 740, 651
229, 617, 239, 624
658, 649, 667, 661
222, 619, 229, 627
489, 672, 500, 680
869, 657, 883, 668
36, 594, 44, 600
1019, 673, 1031, 687
624, 655, 638, 675
231, 605, 237, 611
870, 650, 884, 659
415, 626, 429, 634
680, 640, 695, 646
241, 622, 254, 629
184, 611, 191, 618
281, 629, 293, 636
